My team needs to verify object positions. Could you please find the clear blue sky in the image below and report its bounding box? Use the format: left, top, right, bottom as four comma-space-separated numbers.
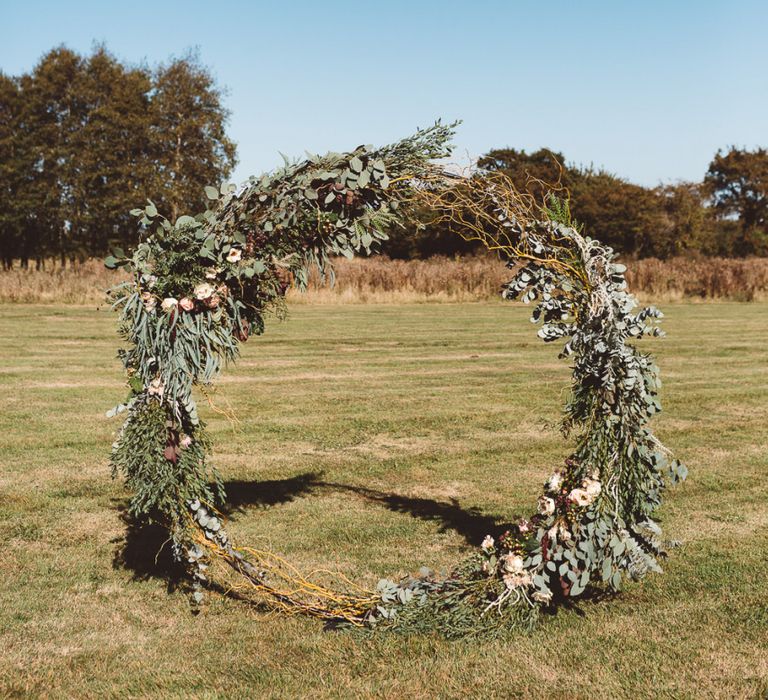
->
2, 0, 766, 186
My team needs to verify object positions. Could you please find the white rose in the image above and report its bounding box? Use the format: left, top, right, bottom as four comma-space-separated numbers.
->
549, 523, 572, 543
194, 282, 215, 301
537, 495, 555, 516
502, 553, 525, 574
583, 478, 602, 498
481, 535, 495, 553
147, 377, 164, 398
226, 248, 242, 263
568, 488, 593, 507
205, 268, 219, 280
503, 571, 532, 590
547, 472, 563, 493
180, 435, 192, 449
161, 297, 178, 313
532, 589, 552, 604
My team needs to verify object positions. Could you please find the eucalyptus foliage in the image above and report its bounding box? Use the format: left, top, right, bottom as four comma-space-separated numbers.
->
107, 122, 456, 602
363, 186, 687, 634
107, 122, 685, 636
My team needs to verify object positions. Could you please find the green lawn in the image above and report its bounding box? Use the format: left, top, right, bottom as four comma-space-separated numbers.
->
1, 302, 766, 699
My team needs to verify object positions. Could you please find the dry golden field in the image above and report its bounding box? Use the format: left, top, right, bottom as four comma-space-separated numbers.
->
2, 255, 767, 304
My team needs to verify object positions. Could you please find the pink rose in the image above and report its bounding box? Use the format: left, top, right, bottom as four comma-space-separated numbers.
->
179, 297, 195, 312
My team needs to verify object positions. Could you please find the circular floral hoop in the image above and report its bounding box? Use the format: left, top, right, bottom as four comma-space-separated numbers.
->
107, 123, 686, 637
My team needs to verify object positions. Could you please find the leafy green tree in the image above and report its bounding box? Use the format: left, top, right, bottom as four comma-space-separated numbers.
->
0, 46, 238, 263
478, 147, 573, 202
704, 147, 768, 255
149, 53, 237, 222
567, 169, 667, 257
655, 182, 714, 257
475, 147, 712, 259
69, 47, 155, 256
0, 73, 25, 268
14, 47, 85, 266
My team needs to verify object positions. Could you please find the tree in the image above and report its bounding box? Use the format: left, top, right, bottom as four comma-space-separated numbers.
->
654, 182, 714, 257
70, 47, 154, 255
476, 147, 669, 257
704, 147, 768, 255
0, 46, 238, 263
15, 47, 84, 266
149, 53, 237, 222
474, 147, 722, 259
0, 73, 25, 268
568, 169, 666, 257
477, 147, 573, 202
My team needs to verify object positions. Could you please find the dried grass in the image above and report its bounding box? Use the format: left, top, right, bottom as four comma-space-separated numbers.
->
1, 255, 767, 305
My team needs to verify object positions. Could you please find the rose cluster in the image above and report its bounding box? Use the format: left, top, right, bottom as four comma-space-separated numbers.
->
138, 249, 243, 315
476, 456, 604, 606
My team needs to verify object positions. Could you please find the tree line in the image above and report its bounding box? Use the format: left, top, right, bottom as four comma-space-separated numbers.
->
1, 46, 766, 266
383, 146, 768, 260
0, 46, 236, 268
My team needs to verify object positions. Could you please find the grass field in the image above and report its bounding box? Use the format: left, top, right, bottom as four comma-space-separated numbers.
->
1, 301, 766, 699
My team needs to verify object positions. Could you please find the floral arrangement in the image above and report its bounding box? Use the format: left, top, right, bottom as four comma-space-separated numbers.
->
362, 176, 687, 636
106, 125, 686, 637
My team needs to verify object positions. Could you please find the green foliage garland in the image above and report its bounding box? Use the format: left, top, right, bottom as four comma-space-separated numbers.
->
107, 123, 686, 635
365, 176, 688, 634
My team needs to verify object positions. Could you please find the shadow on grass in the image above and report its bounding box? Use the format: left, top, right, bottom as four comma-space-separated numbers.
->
316, 481, 517, 545
222, 471, 519, 545
113, 471, 522, 583
111, 502, 186, 591
220, 471, 323, 514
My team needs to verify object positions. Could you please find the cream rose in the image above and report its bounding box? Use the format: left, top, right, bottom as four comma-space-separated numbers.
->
147, 377, 164, 398
161, 297, 178, 313
568, 488, 593, 507
547, 471, 563, 493
537, 495, 555, 516
481, 535, 495, 553
502, 553, 525, 574
532, 589, 553, 604
194, 282, 216, 301
226, 248, 242, 263
180, 435, 192, 449
548, 523, 572, 543
583, 478, 602, 498
503, 571, 532, 590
